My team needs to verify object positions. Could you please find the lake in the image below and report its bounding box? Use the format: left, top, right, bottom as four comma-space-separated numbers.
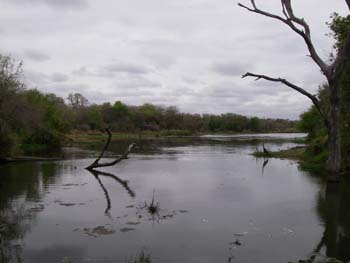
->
1, 133, 350, 263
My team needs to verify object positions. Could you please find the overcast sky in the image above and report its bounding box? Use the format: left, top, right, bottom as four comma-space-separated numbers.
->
0, 0, 347, 119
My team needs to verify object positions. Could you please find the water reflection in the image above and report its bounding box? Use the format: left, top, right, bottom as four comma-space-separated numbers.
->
314, 180, 350, 261
0, 162, 61, 263
87, 169, 135, 214
1, 136, 350, 263
261, 158, 269, 174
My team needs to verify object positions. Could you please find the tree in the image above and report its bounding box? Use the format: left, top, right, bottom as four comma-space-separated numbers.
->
86, 105, 104, 130
238, 0, 350, 179
67, 93, 89, 109
0, 55, 24, 155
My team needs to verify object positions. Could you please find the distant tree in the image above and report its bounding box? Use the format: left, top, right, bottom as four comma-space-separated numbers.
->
0, 54, 24, 155
249, 117, 261, 132
162, 106, 183, 130
113, 101, 129, 116
20, 89, 72, 151
67, 93, 89, 108
86, 105, 104, 130
239, 0, 350, 178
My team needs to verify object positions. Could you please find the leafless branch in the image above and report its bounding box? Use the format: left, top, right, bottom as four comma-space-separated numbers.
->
346, 0, 350, 10
86, 128, 135, 170
242, 72, 329, 126
238, 0, 331, 78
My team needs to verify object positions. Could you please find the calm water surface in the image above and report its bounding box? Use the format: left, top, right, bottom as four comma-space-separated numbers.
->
1, 134, 350, 263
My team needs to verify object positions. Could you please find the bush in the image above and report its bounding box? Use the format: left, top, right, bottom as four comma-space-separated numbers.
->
20, 129, 62, 153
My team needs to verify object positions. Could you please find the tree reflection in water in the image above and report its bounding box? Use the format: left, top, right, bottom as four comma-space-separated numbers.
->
288, 178, 350, 263
0, 162, 61, 263
313, 179, 350, 261
88, 169, 135, 215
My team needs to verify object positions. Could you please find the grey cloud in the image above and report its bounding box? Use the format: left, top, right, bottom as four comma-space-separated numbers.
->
144, 53, 176, 69
5, 0, 88, 9
51, 73, 69, 82
72, 67, 90, 76
212, 62, 251, 76
24, 71, 47, 86
72, 63, 152, 78
1, 0, 345, 119
208, 81, 282, 99
115, 78, 161, 89
44, 83, 90, 99
24, 70, 69, 86
24, 49, 51, 62
104, 62, 151, 75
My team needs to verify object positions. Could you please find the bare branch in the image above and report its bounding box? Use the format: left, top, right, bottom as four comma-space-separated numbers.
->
86, 128, 136, 170
93, 127, 112, 165
346, 0, 350, 10
238, 0, 331, 78
242, 72, 329, 126
282, 0, 310, 37
238, 2, 287, 24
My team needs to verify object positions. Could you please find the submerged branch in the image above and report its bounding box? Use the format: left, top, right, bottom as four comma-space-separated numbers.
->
86, 127, 135, 170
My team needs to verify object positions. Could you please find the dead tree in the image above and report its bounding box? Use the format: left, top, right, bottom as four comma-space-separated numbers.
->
238, 0, 350, 179
86, 127, 135, 170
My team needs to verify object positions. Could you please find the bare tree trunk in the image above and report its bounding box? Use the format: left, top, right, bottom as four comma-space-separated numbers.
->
327, 100, 341, 180
238, 0, 350, 180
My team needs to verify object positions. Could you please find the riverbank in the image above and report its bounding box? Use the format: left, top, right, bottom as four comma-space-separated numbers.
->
65, 130, 196, 145
65, 130, 305, 145
253, 146, 306, 160
252, 144, 328, 174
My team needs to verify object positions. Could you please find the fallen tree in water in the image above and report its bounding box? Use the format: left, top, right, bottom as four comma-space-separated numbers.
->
85, 127, 135, 170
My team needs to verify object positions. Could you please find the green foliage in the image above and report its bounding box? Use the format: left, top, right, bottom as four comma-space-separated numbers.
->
21, 128, 61, 152
299, 106, 325, 139
327, 13, 350, 50
113, 100, 129, 116
0, 129, 14, 156
86, 106, 104, 130
0, 55, 24, 156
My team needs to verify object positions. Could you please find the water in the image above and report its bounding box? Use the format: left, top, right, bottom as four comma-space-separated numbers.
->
1, 134, 350, 263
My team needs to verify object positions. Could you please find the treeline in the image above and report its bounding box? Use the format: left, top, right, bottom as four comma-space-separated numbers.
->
0, 54, 297, 156
70, 97, 297, 133
299, 13, 350, 171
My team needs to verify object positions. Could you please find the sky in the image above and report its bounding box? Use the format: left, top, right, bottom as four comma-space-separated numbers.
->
0, 0, 347, 119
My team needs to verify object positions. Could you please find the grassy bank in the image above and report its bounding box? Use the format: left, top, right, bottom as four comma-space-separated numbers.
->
253, 142, 327, 173
64, 130, 198, 145
253, 146, 306, 160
